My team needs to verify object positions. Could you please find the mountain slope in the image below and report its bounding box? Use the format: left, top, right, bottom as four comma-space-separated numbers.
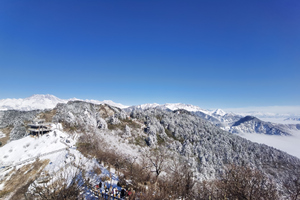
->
1, 101, 300, 198
128, 103, 300, 136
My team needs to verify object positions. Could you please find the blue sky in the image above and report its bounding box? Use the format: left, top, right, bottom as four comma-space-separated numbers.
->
0, 0, 299, 108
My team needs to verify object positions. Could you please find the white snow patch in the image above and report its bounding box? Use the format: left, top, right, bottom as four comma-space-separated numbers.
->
0, 132, 5, 139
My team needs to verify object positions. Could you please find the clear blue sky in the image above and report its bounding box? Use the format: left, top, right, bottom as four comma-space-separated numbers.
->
0, 0, 299, 108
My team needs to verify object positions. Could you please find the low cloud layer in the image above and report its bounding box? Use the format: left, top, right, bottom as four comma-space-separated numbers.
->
239, 132, 300, 159
223, 106, 300, 117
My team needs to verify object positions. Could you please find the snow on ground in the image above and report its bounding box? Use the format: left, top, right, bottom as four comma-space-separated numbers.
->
97, 130, 142, 160
0, 131, 5, 139
239, 130, 300, 159
0, 125, 124, 199
0, 125, 76, 165
0, 128, 69, 166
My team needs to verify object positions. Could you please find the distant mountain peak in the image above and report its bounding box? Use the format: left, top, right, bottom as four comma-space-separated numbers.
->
212, 108, 226, 116
0, 94, 128, 111
126, 102, 208, 113
232, 115, 260, 126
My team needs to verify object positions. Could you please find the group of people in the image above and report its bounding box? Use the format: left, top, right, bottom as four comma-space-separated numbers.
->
96, 181, 134, 199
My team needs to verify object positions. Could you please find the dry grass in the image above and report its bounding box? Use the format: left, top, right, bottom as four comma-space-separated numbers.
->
94, 166, 102, 175
38, 109, 57, 122
0, 126, 13, 146
0, 159, 49, 199
0, 190, 11, 199
10, 180, 34, 200
98, 104, 115, 118
101, 175, 110, 182
108, 118, 141, 131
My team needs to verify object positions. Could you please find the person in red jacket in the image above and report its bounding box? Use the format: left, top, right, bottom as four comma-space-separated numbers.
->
127, 189, 132, 196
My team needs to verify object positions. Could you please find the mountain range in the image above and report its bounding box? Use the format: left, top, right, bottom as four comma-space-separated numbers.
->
0, 94, 128, 111
1, 99, 300, 199
1, 95, 299, 137
1, 96, 300, 199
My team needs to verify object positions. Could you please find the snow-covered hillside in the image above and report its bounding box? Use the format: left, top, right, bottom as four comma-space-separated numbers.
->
1, 94, 300, 159
127, 103, 300, 158
1, 100, 300, 199
0, 94, 128, 111
0, 124, 123, 199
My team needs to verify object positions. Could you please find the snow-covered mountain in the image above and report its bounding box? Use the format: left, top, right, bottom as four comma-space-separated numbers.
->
127, 103, 300, 136
0, 94, 67, 111
1, 100, 300, 199
125, 103, 211, 114
228, 116, 300, 135
1, 95, 299, 137
0, 94, 128, 111
212, 108, 227, 116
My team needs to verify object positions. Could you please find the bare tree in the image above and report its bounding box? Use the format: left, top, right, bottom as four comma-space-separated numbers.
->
25, 164, 84, 200
169, 157, 195, 199
220, 165, 278, 200
195, 164, 279, 200
144, 147, 168, 182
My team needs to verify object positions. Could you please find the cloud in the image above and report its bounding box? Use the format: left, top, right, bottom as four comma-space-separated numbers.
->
222, 106, 300, 117
239, 132, 300, 159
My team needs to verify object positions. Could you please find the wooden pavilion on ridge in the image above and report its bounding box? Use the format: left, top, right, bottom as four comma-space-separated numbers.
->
28, 119, 52, 136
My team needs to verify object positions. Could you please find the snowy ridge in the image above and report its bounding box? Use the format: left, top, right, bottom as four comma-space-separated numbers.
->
127, 103, 300, 137
126, 102, 211, 114
1, 100, 300, 198
0, 94, 128, 111
1, 94, 299, 137
0, 94, 67, 111
164, 103, 209, 113
127, 103, 230, 118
